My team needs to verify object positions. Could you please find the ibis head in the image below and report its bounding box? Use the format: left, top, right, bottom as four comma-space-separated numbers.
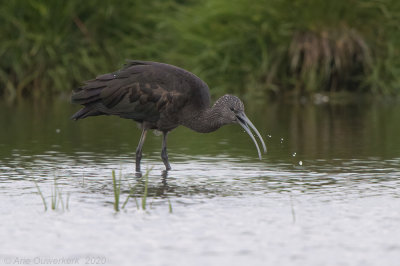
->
212, 95, 267, 159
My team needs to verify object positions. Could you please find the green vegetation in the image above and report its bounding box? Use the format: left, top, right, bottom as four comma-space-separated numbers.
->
141, 170, 149, 210
34, 178, 70, 212
112, 168, 170, 212
34, 181, 48, 211
168, 199, 173, 214
1, 0, 399, 100
112, 170, 121, 212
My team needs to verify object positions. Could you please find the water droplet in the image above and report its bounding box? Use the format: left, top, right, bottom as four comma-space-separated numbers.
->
299, 161, 303, 166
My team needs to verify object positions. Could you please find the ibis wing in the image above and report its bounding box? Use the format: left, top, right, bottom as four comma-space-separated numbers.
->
71, 61, 194, 122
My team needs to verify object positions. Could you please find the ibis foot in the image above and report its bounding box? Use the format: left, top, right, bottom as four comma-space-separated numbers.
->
135, 171, 142, 178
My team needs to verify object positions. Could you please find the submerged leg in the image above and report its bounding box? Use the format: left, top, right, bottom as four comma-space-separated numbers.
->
161, 131, 171, 171
136, 128, 148, 172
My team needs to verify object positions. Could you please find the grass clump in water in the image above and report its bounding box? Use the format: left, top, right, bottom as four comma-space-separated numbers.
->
34, 177, 70, 212
112, 168, 172, 213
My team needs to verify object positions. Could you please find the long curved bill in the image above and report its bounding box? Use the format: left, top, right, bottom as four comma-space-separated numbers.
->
236, 112, 267, 160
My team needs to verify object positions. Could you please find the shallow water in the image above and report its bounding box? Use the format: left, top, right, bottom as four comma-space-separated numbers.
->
1, 98, 400, 266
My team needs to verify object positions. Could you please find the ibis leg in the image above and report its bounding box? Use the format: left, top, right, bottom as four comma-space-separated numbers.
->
161, 132, 171, 171
135, 129, 147, 172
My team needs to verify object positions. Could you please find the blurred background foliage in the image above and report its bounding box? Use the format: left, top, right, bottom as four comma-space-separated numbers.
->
0, 0, 399, 101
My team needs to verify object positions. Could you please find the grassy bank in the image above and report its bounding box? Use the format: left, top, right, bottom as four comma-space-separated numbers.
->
1, 0, 399, 100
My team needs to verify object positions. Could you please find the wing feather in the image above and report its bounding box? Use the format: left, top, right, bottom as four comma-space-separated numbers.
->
70, 61, 210, 126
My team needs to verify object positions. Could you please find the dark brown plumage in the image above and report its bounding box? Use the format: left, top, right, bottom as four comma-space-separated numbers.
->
71, 60, 266, 172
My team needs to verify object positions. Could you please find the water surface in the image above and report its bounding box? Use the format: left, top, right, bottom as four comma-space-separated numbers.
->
1, 98, 400, 266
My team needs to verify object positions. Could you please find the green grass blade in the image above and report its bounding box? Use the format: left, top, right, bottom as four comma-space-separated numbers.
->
141, 169, 150, 210
112, 170, 120, 212
34, 181, 47, 211
168, 199, 173, 214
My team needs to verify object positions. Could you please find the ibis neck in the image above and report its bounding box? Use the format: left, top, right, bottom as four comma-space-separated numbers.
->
182, 106, 223, 133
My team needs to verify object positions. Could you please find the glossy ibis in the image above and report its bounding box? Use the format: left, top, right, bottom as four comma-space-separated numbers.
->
71, 61, 266, 172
